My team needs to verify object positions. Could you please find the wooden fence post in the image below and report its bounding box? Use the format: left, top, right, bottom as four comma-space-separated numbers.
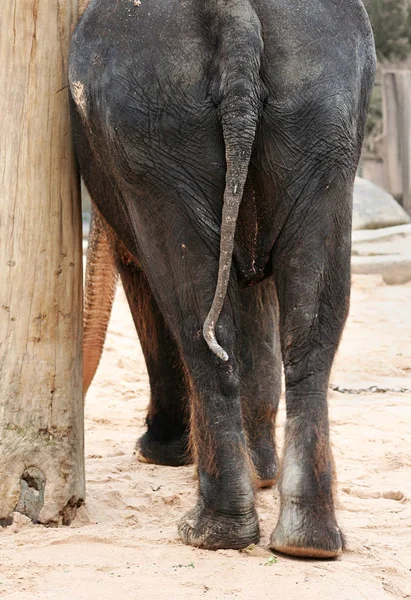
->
0, 0, 84, 525
382, 70, 411, 215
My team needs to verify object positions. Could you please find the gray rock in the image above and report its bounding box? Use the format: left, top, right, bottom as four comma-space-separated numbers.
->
351, 255, 411, 285
352, 223, 411, 244
352, 224, 411, 258
353, 178, 410, 230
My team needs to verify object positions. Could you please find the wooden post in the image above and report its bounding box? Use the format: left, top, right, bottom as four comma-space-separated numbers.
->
0, 0, 84, 525
382, 71, 411, 215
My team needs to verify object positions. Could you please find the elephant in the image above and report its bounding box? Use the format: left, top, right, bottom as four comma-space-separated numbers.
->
69, 0, 375, 556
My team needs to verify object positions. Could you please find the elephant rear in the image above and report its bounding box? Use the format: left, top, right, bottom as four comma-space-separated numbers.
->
69, 0, 375, 556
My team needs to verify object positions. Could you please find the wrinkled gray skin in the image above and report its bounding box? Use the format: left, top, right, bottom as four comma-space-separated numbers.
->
70, 0, 375, 556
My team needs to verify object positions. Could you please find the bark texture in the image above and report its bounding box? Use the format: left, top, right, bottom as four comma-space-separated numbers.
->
0, 0, 84, 525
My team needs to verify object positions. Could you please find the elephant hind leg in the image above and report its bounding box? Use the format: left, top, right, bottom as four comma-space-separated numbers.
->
239, 279, 282, 488
83, 204, 191, 466
116, 252, 192, 467
269, 177, 352, 559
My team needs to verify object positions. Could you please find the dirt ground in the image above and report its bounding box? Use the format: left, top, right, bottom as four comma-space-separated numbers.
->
1, 274, 410, 600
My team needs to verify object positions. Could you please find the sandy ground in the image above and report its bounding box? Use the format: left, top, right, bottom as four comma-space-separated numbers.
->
1, 274, 411, 600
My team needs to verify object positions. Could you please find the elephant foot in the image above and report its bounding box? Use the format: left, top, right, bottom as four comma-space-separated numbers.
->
178, 503, 260, 550
136, 431, 192, 467
270, 497, 343, 558
250, 440, 279, 489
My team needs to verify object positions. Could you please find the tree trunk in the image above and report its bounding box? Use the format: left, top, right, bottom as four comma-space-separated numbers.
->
0, 0, 84, 525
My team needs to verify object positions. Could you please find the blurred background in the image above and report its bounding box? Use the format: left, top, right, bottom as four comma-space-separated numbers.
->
362, 0, 411, 208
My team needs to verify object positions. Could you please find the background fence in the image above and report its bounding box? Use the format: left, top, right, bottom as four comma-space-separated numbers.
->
362, 70, 411, 215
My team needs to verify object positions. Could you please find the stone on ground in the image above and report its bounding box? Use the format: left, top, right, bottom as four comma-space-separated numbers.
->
353, 177, 410, 230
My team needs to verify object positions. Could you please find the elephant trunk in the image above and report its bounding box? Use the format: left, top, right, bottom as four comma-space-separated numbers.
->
83, 203, 117, 396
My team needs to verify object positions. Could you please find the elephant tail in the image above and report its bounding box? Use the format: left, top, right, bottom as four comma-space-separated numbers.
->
203, 3, 264, 361
83, 201, 117, 396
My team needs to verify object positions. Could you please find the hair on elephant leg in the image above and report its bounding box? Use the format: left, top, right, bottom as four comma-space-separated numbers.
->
83, 204, 117, 397
115, 248, 191, 467
239, 279, 282, 488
